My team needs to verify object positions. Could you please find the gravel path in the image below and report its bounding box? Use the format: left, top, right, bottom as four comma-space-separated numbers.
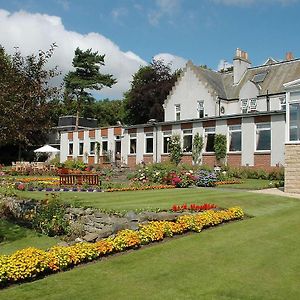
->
249, 187, 300, 199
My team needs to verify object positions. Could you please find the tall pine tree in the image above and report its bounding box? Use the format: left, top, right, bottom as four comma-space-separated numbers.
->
64, 48, 116, 130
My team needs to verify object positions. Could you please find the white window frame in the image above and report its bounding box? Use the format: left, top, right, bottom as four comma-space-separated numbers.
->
163, 131, 172, 154
89, 140, 96, 155
249, 98, 257, 112
78, 141, 84, 156
255, 122, 271, 152
68, 142, 73, 155
204, 127, 215, 153
175, 104, 181, 121
183, 129, 193, 153
197, 100, 204, 118
280, 96, 286, 111
228, 125, 242, 153
129, 133, 137, 154
102, 137, 108, 155
287, 98, 300, 143
241, 99, 248, 114
145, 133, 154, 154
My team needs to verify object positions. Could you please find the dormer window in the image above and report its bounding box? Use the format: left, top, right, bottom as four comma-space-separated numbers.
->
175, 104, 181, 121
280, 96, 286, 111
197, 100, 204, 118
249, 98, 257, 112
241, 99, 248, 114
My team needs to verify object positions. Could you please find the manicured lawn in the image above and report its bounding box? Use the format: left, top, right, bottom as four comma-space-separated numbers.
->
1, 189, 300, 299
216, 178, 278, 190
16, 187, 295, 217
0, 219, 59, 255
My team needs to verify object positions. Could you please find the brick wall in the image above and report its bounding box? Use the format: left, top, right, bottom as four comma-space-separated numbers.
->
143, 155, 153, 164
285, 144, 300, 193
227, 154, 241, 167
202, 154, 216, 167
160, 154, 170, 163
88, 156, 95, 165
127, 156, 137, 169
254, 153, 271, 169
181, 155, 192, 165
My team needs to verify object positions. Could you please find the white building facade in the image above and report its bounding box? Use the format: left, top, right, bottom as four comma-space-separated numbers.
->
60, 49, 300, 171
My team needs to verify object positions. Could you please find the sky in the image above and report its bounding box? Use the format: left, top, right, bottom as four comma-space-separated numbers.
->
0, 0, 299, 99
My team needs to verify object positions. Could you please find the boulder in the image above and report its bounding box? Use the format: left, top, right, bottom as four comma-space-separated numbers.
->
82, 233, 98, 242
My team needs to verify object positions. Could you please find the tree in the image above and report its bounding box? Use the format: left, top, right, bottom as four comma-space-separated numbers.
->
124, 60, 180, 124
214, 134, 227, 164
192, 133, 203, 165
0, 44, 60, 154
64, 48, 117, 130
169, 134, 183, 166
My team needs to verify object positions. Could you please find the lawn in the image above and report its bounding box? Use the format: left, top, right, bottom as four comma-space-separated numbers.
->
216, 178, 276, 190
1, 188, 300, 299
0, 219, 59, 255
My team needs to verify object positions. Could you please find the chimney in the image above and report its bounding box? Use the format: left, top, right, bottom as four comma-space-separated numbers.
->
233, 48, 251, 85
285, 52, 294, 61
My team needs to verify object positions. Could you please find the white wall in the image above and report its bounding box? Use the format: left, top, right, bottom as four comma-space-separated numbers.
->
271, 114, 285, 166
164, 67, 216, 121
241, 118, 255, 166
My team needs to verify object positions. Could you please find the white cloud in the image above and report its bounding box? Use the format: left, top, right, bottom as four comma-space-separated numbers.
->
153, 53, 187, 71
111, 7, 128, 22
148, 0, 180, 25
0, 9, 146, 99
217, 59, 233, 71
211, 0, 298, 5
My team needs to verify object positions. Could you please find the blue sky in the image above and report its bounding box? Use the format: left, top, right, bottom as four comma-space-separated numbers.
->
0, 0, 299, 98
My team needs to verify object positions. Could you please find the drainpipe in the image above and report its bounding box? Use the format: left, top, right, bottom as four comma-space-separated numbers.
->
266, 90, 270, 111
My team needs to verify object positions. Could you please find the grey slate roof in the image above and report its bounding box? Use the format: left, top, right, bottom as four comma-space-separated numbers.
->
191, 59, 300, 100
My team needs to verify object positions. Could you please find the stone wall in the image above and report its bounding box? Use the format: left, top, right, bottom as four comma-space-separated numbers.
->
1, 196, 183, 243
285, 144, 300, 193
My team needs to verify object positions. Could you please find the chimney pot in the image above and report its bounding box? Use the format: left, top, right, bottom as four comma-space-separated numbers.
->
285, 52, 294, 61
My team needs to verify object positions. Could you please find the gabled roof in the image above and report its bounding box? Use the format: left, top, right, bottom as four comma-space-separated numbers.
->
188, 58, 300, 100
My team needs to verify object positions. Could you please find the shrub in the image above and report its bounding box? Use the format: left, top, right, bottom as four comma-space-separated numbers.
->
32, 194, 69, 236
195, 170, 218, 187
169, 135, 183, 166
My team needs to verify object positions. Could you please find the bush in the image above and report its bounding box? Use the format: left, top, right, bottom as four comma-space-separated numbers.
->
195, 170, 218, 187
32, 194, 69, 236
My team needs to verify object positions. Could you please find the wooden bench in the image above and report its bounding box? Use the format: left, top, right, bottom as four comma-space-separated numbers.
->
59, 174, 100, 186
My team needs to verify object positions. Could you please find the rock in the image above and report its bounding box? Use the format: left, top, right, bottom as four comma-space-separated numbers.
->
125, 211, 139, 222
155, 212, 180, 221
138, 212, 158, 221
75, 237, 84, 243
96, 227, 114, 240
82, 233, 98, 242
112, 221, 129, 233
128, 222, 139, 231
94, 212, 108, 218
84, 225, 98, 233
85, 208, 94, 215
57, 241, 69, 247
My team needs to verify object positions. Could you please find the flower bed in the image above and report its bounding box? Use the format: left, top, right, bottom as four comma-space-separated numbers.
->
106, 185, 175, 192
215, 180, 242, 185
0, 207, 244, 288
171, 203, 217, 212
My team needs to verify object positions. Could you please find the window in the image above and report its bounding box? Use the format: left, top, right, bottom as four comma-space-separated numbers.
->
249, 98, 257, 111
130, 133, 137, 154
183, 129, 193, 152
289, 102, 300, 141
280, 96, 286, 111
241, 99, 248, 113
197, 101, 204, 118
204, 127, 215, 152
228, 125, 241, 152
175, 104, 181, 121
102, 139, 108, 154
256, 123, 271, 151
90, 141, 95, 155
79, 142, 84, 155
68, 143, 73, 155
145, 133, 154, 153
163, 131, 172, 153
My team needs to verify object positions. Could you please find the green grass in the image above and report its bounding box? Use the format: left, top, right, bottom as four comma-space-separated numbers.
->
1, 189, 300, 299
16, 188, 294, 217
216, 178, 278, 190
0, 219, 59, 255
